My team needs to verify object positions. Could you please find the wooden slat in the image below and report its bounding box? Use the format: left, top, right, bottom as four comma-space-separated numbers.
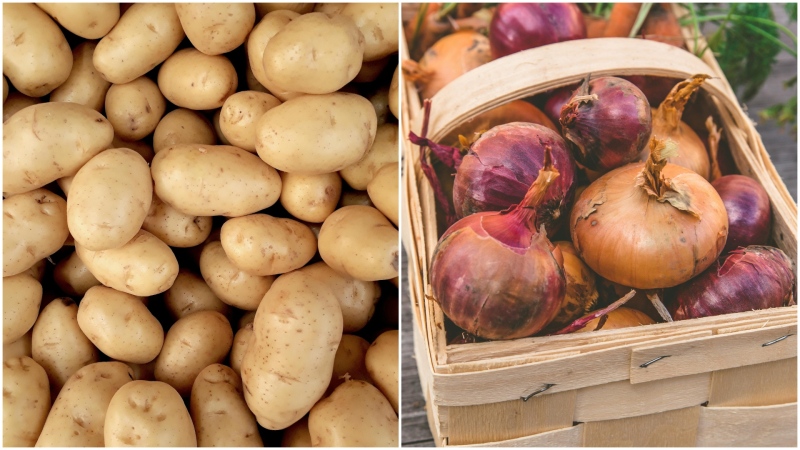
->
452, 424, 584, 447
707, 358, 798, 407
695, 403, 798, 447
581, 406, 701, 447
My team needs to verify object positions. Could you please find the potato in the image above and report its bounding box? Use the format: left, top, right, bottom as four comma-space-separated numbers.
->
49, 41, 111, 111
389, 66, 399, 119
154, 311, 233, 396
246, 10, 299, 90
319, 205, 398, 281
281, 415, 312, 447
3, 273, 42, 344
340, 123, 399, 190
164, 269, 230, 320
262, 12, 364, 94
199, 241, 274, 311
220, 214, 317, 276
151, 144, 282, 217
241, 271, 343, 430
24, 258, 47, 281
256, 93, 377, 175
257, 3, 315, 16
229, 324, 253, 377
245, 63, 269, 93
3, 357, 50, 447
328, 335, 372, 395
354, 56, 390, 83
368, 163, 399, 225
301, 262, 380, 333
340, 3, 399, 62
53, 251, 100, 297
3, 3, 72, 97
190, 364, 263, 446
314, 3, 347, 15
2, 92, 42, 122
152, 108, 216, 153
3, 76, 7, 102
142, 193, 213, 248
3, 188, 68, 277
365, 330, 398, 412
77, 286, 164, 364
93, 3, 185, 84
238, 311, 257, 329
219, 91, 281, 152
67, 148, 153, 251
76, 229, 179, 296
35, 362, 133, 447
104, 380, 197, 446
279, 172, 342, 223
370, 86, 391, 126
32, 298, 99, 394
37, 3, 120, 39
124, 360, 156, 381
339, 189, 374, 208
111, 134, 155, 163
104, 77, 166, 141
3, 102, 114, 195
212, 109, 231, 145
158, 49, 238, 110
176, 3, 256, 56
308, 380, 398, 447
3, 330, 32, 360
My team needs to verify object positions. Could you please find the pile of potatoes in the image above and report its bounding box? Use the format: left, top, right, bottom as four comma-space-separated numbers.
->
3, 3, 399, 447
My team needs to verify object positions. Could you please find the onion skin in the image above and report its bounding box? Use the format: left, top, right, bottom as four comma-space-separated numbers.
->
549, 241, 599, 328
489, 3, 586, 59
542, 84, 578, 129
441, 100, 557, 147
667, 246, 795, 320
712, 175, 772, 254
621, 76, 683, 109
574, 307, 655, 333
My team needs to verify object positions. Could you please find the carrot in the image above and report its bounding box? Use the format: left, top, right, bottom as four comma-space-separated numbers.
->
585, 15, 609, 39
640, 3, 685, 48
603, 3, 641, 37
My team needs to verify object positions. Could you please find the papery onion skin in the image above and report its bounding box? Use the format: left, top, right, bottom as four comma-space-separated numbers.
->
712, 175, 772, 254
549, 241, 599, 328
453, 122, 576, 236
644, 108, 710, 178
542, 84, 578, 129
441, 100, 557, 147
667, 246, 794, 320
489, 3, 586, 59
574, 307, 655, 333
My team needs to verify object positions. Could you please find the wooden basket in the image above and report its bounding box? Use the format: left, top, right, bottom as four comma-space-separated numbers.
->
400, 26, 798, 447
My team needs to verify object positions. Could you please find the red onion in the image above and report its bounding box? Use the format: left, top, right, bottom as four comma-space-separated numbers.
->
712, 175, 772, 255
489, 3, 586, 59
542, 84, 579, 129
431, 149, 566, 340
560, 76, 652, 172
667, 246, 795, 320
622, 76, 683, 108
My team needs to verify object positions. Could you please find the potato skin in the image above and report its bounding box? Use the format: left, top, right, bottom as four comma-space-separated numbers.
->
37, 3, 120, 39
241, 271, 343, 430
3, 273, 42, 344
279, 172, 342, 223
3, 357, 50, 447
340, 122, 399, 190
246, 10, 299, 90
328, 335, 372, 395
53, 250, 101, 296
176, 3, 255, 55
281, 415, 312, 447
219, 91, 281, 152
3, 92, 42, 123
104, 380, 197, 447
366, 330, 399, 412
3, 188, 68, 277
152, 108, 216, 154
199, 241, 274, 310
105, 77, 166, 141
367, 163, 399, 225
142, 193, 213, 248
3, 331, 33, 360
340, 3, 399, 62
49, 41, 111, 111
389, 66, 399, 119
301, 262, 380, 333
164, 269, 230, 320
158, 48, 238, 110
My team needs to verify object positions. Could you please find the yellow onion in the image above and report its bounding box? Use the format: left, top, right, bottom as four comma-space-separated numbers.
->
571, 137, 728, 289
548, 241, 599, 328
574, 307, 655, 333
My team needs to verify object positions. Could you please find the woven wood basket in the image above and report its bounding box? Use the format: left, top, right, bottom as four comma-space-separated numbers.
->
401, 12, 798, 447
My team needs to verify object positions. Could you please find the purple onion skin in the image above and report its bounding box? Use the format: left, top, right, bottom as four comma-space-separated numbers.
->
542, 84, 579, 129
621, 75, 683, 107
668, 246, 795, 320
560, 77, 652, 172
453, 123, 576, 236
489, 3, 586, 59
712, 175, 772, 254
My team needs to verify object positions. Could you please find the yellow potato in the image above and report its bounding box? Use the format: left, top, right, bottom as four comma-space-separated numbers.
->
263, 12, 364, 94
3, 357, 50, 447
212, 109, 231, 145
219, 91, 281, 152
3, 102, 113, 195
308, 380, 398, 447
246, 10, 299, 90
190, 364, 263, 447
279, 172, 342, 223
354, 56, 390, 83
158, 48, 238, 110
49, 41, 111, 111
76, 230, 179, 296
301, 262, 380, 333
339, 189, 374, 208
2, 76, 7, 102
241, 271, 343, 430
257, 3, 315, 16
53, 251, 101, 297
328, 335, 372, 396
35, 362, 133, 447
151, 144, 282, 217
3, 330, 32, 360
256, 92, 377, 175
77, 286, 164, 364
314, 3, 347, 15
105, 77, 166, 141
281, 415, 312, 447
3, 273, 42, 344
176, 3, 255, 56
124, 360, 156, 381
152, 108, 216, 153
369, 86, 391, 126
318, 205, 398, 281
37, 3, 120, 39
238, 311, 257, 329
389, 66, 399, 119
367, 163, 399, 225
340, 122, 399, 190
220, 214, 317, 276
245, 63, 269, 93
365, 330, 398, 412
111, 134, 155, 163
3, 3, 72, 97
230, 323, 253, 376
340, 3, 399, 62
3, 188, 68, 277
32, 298, 99, 394
199, 241, 274, 310
104, 380, 197, 446
164, 269, 230, 320
142, 193, 213, 248
67, 148, 153, 251
154, 311, 233, 396
2, 92, 42, 122
24, 258, 47, 282
93, 3, 185, 84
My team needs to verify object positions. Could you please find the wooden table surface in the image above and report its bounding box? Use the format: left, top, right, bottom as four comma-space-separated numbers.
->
400, 8, 797, 447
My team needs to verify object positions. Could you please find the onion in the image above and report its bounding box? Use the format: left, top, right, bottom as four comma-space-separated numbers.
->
560, 76, 652, 172
622, 76, 683, 109
542, 84, 578, 129
453, 122, 577, 236
667, 246, 795, 320
571, 137, 729, 289
574, 307, 656, 333
548, 241, 599, 328
431, 148, 566, 340
712, 175, 772, 254
489, 3, 586, 59
441, 100, 557, 147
